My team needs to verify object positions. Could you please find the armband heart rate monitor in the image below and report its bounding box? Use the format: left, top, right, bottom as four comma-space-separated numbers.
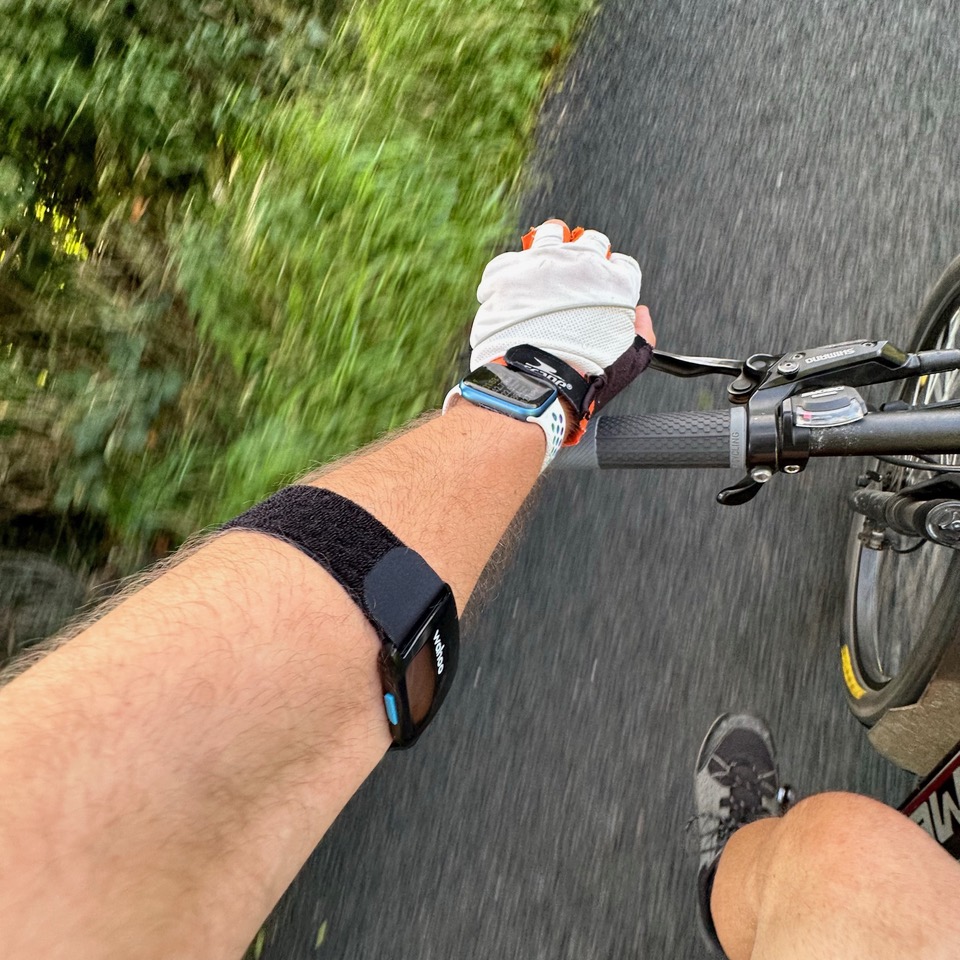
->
223, 486, 459, 749
364, 545, 459, 746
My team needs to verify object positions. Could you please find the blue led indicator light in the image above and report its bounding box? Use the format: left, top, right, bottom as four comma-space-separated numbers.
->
383, 693, 399, 726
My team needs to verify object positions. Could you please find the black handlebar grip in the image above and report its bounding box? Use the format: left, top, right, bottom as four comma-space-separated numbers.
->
555, 409, 747, 469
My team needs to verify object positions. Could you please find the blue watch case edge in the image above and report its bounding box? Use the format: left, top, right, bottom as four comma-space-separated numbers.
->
459, 378, 558, 420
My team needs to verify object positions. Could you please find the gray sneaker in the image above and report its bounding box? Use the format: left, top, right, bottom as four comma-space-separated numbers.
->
692, 714, 794, 956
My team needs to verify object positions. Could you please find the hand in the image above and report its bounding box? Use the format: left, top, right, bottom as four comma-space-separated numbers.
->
470, 219, 656, 375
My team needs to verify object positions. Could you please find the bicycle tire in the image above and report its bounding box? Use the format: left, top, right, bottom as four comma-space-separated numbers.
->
842, 255, 960, 725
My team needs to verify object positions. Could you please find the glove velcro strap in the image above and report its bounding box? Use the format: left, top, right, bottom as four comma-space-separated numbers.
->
583, 336, 654, 415
503, 345, 591, 444
503, 345, 590, 409
504, 338, 653, 445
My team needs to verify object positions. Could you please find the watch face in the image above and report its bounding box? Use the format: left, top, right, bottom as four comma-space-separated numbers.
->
379, 585, 459, 747
463, 364, 557, 410
405, 631, 440, 724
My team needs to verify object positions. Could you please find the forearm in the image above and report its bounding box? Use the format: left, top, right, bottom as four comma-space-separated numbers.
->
0, 402, 543, 960
311, 401, 545, 605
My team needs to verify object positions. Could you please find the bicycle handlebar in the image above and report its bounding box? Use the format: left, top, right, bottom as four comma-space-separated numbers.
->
807, 409, 960, 456
557, 410, 747, 469
554, 408, 960, 470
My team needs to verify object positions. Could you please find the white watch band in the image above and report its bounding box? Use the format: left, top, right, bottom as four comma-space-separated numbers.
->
443, 385, 567, 473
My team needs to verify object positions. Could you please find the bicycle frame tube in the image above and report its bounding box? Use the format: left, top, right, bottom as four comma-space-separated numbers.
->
900, 739, 960, 862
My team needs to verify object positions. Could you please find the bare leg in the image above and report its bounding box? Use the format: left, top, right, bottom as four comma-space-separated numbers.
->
711, 791, 960, 960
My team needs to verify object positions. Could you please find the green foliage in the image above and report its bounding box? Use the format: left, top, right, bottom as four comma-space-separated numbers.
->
0, 159, 29, 226
1, 0, 335, 212
176, 0, 595, 525
1, 0, 595, 554
1, 0, 344, 543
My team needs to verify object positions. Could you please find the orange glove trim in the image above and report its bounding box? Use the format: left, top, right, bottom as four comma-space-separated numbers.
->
520, 222, 611, 259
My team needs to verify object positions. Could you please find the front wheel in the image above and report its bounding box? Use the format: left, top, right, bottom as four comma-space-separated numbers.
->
842, 255, 960, 726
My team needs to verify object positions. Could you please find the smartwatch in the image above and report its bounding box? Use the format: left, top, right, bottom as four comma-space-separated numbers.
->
444, 362, 567, 469
223, 486, 459, 749
503, 345, 594, 444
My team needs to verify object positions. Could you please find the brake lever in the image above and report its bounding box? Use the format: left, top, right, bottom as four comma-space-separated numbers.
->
650, 350, 743, 378
650, 350, 784, 405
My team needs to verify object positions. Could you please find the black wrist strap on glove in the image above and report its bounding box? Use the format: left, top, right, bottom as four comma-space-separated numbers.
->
504, 336, 653, 443
584, 335, 655, 413
504, 344, 592, 411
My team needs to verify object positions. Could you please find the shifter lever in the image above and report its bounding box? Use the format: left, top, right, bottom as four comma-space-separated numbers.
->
717, 472, 770, 505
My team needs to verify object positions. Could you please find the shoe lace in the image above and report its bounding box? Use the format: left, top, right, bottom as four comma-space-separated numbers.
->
719, 760, 771, 825
684, 813, 727, 856
686, 759, 777, 856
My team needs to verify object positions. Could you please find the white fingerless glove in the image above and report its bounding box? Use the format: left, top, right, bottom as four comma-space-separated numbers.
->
470, 220, 642, 376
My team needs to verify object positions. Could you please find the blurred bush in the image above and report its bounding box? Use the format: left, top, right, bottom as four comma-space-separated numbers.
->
0, 0, 592, 563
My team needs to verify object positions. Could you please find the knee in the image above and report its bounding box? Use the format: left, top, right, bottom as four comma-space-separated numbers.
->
765, 791, 922, 889
781, 790, 893, 839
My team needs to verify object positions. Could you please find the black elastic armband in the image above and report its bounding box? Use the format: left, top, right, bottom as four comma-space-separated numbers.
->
223, 486, 459, 748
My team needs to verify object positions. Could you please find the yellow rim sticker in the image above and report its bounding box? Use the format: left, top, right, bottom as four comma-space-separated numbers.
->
841, 645, 867, 699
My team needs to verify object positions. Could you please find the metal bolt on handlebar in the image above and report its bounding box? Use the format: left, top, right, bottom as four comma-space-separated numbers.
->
750, 466, 774, 483
859, 526, 886, 550
783, 464, 801, 475
856, 470, 883, 487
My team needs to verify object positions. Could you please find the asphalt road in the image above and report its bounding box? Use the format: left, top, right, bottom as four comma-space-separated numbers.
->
263, 2, 960, 956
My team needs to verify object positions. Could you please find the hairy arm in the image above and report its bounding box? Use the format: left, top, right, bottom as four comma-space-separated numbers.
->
0, 402, 543, 960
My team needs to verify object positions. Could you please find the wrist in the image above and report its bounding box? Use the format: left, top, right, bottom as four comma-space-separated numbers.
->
444, 392, 549, 451
443, 366, 567, 470
316, 399, 543, 612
